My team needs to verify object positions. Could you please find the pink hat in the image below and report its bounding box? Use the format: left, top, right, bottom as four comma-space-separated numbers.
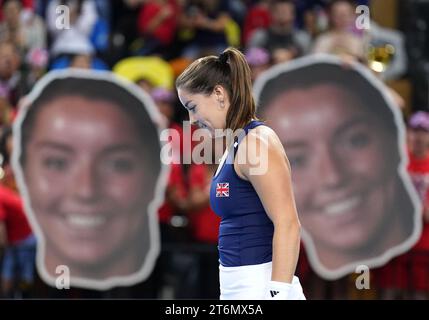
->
151, 87, 174, 103
409, 111, 429, 132
245, 47, 270, 67
26, 48, 49, 68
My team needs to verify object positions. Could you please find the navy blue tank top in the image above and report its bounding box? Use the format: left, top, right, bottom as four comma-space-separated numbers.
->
210, 120, 274, 267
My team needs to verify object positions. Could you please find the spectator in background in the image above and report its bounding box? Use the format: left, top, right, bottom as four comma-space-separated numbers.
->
180, 0, 231, 59
0, 126, 36, 298
187, 161, 219, 245
136, 0, 179, 56
226, 0, 246, 27
248, 0, 311, 65
46, 0, 109, 72
312, 0, 366, 62
109, 0, 144, 62
151, 86, 190, 295
0, 193, 5, 249
157, 163, 189, 239
151, 86, 176, 127
301, 4, 328, 41
186, 140, 221, 298
46, 0, 97, 58
373, 111, 429, 300
311, 1, 407, 111
292, 0, 328, 29
242, 0, 271, 47
245, 46, 271, 83
0, 41, 29, 108
150, 86, 186, 207
0, 0, 46, 53
404, 112, 429, 299
25, 47, 48, 88
150, 86, 190, 238
0, 0, 34, 19
0, 125, 15, 190
93, 0, 110, 23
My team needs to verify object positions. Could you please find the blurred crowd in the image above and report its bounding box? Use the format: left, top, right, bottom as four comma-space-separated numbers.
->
0, 0, 429, 299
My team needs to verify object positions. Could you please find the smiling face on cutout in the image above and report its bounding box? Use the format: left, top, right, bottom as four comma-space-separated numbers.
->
22, 95, 152, 279
262, 84, 398, 262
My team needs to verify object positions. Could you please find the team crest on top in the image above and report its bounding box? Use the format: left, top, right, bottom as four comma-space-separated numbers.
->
216, 183, 229, 197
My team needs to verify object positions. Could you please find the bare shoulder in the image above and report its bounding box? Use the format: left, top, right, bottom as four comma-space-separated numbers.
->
235, 125, 289, 180
243, 125, 286, 157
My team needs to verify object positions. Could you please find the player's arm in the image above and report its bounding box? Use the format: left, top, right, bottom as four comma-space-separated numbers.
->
236, 127, 301, 287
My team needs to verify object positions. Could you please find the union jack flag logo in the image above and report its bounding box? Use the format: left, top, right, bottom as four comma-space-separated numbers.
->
216, 183, 229, 197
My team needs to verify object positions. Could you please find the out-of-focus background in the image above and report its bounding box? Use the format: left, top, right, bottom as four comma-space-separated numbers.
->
1, 0, 429, 299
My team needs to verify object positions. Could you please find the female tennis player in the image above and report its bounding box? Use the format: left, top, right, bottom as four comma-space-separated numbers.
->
176, 47, 305, 300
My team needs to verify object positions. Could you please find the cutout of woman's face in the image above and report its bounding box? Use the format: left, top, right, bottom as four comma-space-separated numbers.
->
262, 84, 397, 265
23, 96, 151, 278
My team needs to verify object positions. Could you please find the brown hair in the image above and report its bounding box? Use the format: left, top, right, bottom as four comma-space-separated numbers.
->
175, 47, 257, 131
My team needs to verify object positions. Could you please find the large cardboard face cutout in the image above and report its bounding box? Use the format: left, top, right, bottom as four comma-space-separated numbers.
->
254, 55, 422, 280
12, 69, 168, 290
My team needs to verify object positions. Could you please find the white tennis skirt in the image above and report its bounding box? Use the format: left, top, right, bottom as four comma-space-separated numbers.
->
219, 261, 306, 300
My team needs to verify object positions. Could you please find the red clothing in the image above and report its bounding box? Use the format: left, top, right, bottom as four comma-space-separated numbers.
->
157, 123, 188, 224
407, 251, 429, 291
157, 123, 200, 224
374, 151, 429, 291
0, 185, 32, 244
170, 122, 184, 162
373, 251, 429, 291
407, 151, 429, 251
373, 253, 409, 290
188, 164, 220, 243
137, 0, 178, 45
372, 151, 429, 291
295, 243, 312, 284
243, 5, 271, 46
158, 163, 188, 224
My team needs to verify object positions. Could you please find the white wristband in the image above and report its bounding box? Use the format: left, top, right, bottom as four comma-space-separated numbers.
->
265, 280, 293, 300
